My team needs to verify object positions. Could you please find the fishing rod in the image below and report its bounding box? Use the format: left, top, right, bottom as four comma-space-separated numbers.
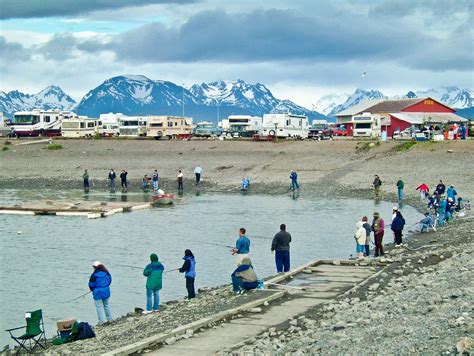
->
249, 235, 273, 241
194, 241, 234, 249
62, 291, 92, 303
164, 268, 180, 274
115, 264, 142, 270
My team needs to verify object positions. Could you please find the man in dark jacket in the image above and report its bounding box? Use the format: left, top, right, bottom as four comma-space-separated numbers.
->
435, 180, 446, 195
179, 249, 196, 299
373, 175, 382, 198
391, 211, 406, 245
108, 169, 116, 189
271, 224, 292, 273
120, 170, 128, 189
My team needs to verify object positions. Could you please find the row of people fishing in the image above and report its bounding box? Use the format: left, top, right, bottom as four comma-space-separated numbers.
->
87, 225, 292, 323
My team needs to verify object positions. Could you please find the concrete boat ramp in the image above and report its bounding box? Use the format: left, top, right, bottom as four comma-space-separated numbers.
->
103, 259, 383, 356
0, 200, 153, 218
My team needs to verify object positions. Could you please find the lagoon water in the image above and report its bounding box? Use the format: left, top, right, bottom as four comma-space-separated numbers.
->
0, 191, 422, 345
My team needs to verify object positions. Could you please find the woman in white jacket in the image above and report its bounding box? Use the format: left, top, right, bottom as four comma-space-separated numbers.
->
354, 221, 366, 259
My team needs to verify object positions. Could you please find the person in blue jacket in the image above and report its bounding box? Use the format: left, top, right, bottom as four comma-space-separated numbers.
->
290, 170, 299, 190
241, 177, 250, 191
391, 210, 406, 245
419, 212, 436, 232
179, 249, 196, 299
231, 257, 258, 295
89, 261, 112, 324
231, 228, 250, 265
447, 185, 457, 201
437, 195, 447, 226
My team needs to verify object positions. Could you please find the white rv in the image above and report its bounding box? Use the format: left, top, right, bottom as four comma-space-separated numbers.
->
98, 112, 121, 137
261, 113, 309, 138
61, 117, 102, 138
352, 112, 381, 138
9, 109, 64, 137
146, 116, 194, 139
118, 116, 147, 137
221, 115, 262, 137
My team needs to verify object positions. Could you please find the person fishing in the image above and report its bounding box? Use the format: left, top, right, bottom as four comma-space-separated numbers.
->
354, 221, 366, 259
415, 183, 429, 200
143, 253, 164, 314
83, 169, 90, 191
179, 249, 196, 299
231, 228, 250, 265
231, 257, 258, 295
437, 194, 447, 226
290, 170, 299, 190
120, 169, 128, 190
361, 216, 371, 257
88, 261, 112, 324
435, 180, 446, 195
373, 175, 382, 198
142, 175, 150, 189
271, 224, 292, 273
371, 212, 385, 257
447, 185, 457, 201
391, 210, 406, 245
419, 212, 436, 232
194, 165, 203, 185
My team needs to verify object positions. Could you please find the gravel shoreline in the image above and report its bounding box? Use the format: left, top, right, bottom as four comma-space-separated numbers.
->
1, 138, 472, 354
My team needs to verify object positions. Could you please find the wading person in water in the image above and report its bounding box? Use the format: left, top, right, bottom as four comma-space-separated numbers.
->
120, 170, 128, 190
231, 228, 250, 265
373, 175, 382, 198
194, 165, 203, 185
83, 169, 90, 191
271, 224, 292, 273
177, 170, 184, 192
89, 261, 112, 324
396, 178, 404, 202
143, 253, 164, 314
108, 169, 116, 189
179, 249, 196, 299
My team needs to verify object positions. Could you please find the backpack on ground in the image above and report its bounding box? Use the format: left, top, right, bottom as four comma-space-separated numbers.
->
77, 322, 96, 340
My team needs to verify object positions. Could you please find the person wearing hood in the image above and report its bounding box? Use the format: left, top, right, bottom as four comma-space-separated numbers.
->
143, 253, 164, 314
391, 210, 406, 245
179, 249, 196, 299
447, 185, 457, 201
88, 261, 112, 324
371, 212, 385, 257
231, 257, 258, 295
437, 195, 447, 226
354, 221, 366, 259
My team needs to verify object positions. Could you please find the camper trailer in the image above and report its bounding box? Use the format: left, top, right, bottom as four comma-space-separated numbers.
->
352, 112, 381, 138
118, 116, 147, 137
146, 116, 193, 139
221, 115, 262, 137
261, 113, 309, 138
9, 109, 64, 137
61, 117, 102, 138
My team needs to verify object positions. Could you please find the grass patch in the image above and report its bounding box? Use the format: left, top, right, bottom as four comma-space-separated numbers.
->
94, 132, 102, 139
46, 143, 63, 150
355, 140, 379, 153
2, 146, 8, 151
394, 141, 417, 152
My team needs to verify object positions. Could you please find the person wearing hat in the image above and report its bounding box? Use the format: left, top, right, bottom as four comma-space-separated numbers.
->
391, 210, 406, 245
143, 254, 164, 314
371, 212, 385, 257
88, 261, 112, 324
391, 207, 398, 222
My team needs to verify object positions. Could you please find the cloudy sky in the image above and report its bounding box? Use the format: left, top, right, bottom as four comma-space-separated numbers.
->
0, 0, 472, 107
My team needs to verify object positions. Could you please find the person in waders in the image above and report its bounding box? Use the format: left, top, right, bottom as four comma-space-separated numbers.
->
143, 253, 164, 314
179, 249, 196, 299
391, 210, 406, 245
177, 170, 184, 193
396, 178, 404, 202
108, 169, 116, 189
152, 170, 159, 191
231, 228, 250, 265
83, 169, 90, 191
373, 175, 382, 198
371, 212, 385, 257
290, 170, 299, 190
120, 170, 128, 190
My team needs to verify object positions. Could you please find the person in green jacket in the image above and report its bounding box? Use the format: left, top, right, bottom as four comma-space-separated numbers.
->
143, 253, 164, 314
396, 178, 405, 202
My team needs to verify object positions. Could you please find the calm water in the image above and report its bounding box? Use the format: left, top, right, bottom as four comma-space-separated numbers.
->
0, 191, 421, 345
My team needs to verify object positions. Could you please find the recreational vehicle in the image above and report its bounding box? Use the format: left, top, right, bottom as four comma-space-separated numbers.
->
221, 115, 262, 137
9, 109, 64, 137
61, 117, 102, 138
99, 123, 120, 137
261, 113, 309, 138
146, 116, 194, 139
118, 116, 147, 137
193, 121, 223, 137
352, 112, 381, 138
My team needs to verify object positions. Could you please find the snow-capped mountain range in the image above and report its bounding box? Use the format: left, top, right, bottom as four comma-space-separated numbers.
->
317, 87, 473, 117
1, 76, 473, 122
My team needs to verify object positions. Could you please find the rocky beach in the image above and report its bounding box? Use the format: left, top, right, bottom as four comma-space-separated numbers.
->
1, 137, 473, 355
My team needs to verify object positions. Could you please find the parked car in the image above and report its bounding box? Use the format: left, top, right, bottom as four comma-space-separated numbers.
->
309, 123, 333, 140
331, 126, 348, 136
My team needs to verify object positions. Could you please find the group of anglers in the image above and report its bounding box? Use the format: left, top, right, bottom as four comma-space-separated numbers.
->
81, 166, 204, 193
87, 224, 292, 323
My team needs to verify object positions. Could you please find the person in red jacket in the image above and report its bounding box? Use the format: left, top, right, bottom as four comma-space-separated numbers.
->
371, 212, 385, 257
416, 183, 429, 200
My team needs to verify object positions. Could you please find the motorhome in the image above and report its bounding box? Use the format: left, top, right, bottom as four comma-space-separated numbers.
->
61, 117, 102, 138
99, 123, 120, 137
352, 112, 381, 138
146, 116, 194, 139
9, 109, 65, 137
194, 121, 223, 137
118, 116, 147, 137
261, 113, 309, 138
220, 115, 262, 137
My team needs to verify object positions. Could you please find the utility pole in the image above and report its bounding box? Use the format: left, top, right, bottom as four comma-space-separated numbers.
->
182, 84, 185, 117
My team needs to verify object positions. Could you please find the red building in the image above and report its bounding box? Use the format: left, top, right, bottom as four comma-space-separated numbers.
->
335, 97, 467, 137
